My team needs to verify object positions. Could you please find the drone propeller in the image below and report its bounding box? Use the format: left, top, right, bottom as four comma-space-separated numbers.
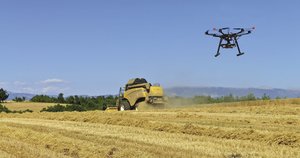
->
220, 27, 230, 30
234, 27, 255, 31
233, 28, 243, 30
245, 26, 255, 31
211, 27, 229, 31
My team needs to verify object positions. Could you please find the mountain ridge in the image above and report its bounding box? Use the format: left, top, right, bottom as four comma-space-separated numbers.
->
164, 87, 300, 98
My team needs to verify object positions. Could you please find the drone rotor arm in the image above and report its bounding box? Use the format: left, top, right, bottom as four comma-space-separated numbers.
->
205, 30, 221, 37
213, 34, 221, 37
235, 28, 245, 34
218, 27, 230, 35
235, 27, 255, 36
218, 29, 225, 35
236, 30, 252, 37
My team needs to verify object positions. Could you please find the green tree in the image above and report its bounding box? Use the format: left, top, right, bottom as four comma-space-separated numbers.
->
66, 96, 75, 104
41, 104, 66, 112
31, 95, 56, 103
74, 95, 80, 104
223, 94, 235, 102
13, 96, 26, 102
246, 93, 256, 101
57, 93, 65, 103
0, 88, 9, 102
275, 96, 281, 99
261, 93, 270, 100
0, 104, 10, 113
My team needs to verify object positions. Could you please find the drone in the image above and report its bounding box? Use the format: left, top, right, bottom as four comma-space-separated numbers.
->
205, 27, 255, 57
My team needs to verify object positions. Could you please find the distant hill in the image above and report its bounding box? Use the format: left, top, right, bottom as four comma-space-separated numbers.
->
165, 87, 300, 98
7, 92, 35, 100
6, 92, 114, 101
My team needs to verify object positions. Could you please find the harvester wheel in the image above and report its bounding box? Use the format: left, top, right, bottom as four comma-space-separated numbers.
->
133, 101, 144, 111
119, 100, 130, 111
132, 104, 138, 111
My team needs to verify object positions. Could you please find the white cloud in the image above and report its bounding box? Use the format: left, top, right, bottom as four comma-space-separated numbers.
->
41, 86, 56, 93
21, 87, 36, 94
0, 82, 7, 85
41, 86, 69, 94
14, 81, 27, 86
0, 82, 8, 88
41, 79, 66, 84
1, 79, 71, 95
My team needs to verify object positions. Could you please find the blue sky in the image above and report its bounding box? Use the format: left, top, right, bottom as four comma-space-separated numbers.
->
0, 0, 300, 95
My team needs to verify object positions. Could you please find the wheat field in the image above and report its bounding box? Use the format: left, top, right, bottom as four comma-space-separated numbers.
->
0, 99, 300, 158
2, 102, 58, 112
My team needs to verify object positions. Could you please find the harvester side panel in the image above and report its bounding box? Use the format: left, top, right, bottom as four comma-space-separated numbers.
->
124, 88, 147, 106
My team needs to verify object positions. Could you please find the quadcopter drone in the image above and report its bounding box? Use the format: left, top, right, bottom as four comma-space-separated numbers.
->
205, 27, 255, 57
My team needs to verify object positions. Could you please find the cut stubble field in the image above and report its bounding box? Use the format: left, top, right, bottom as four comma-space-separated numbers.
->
0, 99, 300, 158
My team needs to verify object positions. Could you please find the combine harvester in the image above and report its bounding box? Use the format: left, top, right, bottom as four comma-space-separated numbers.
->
106, 78, 166, 111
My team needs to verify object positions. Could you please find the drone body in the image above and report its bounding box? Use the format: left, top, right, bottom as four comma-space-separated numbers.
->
205, 27, 255, 57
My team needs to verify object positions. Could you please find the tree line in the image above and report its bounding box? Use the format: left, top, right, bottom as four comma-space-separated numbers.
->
168, 93, 272, 105
35, 93, 118, 112
0, 104, 33, 113
0, 88, 118, 113
13, 97, 26, 102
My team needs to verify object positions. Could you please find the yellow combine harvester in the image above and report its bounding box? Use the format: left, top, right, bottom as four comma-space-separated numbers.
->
116, 78, 166, 111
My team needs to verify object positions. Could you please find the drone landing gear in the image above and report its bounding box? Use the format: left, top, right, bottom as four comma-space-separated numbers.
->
214, 38, 223, 57
237, 52, 244, 56
215, 53, 220, 57
234, 37, 244, 57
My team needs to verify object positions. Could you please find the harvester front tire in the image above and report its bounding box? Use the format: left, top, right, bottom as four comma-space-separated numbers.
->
119, 100, 130, 111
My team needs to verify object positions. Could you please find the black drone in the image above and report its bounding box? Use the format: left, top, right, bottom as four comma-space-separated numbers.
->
205, 27, 255, 57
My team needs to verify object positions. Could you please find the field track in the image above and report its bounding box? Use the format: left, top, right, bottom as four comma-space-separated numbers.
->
0, 99, 300, 157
